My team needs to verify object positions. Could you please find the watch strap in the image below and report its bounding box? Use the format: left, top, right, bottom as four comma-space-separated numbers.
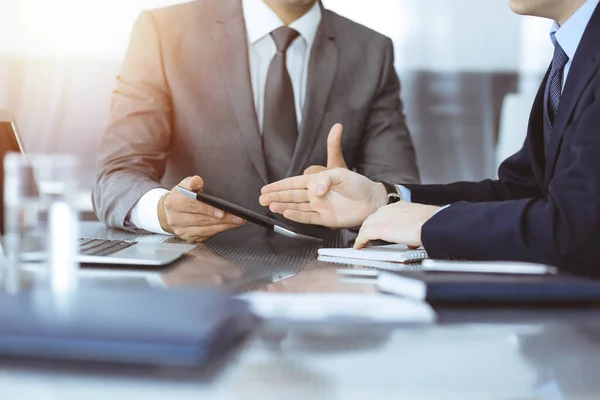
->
379, 181, 401, 205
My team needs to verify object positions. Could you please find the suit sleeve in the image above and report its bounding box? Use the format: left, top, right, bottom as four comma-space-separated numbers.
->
354, 38, 421, 184
92, 11, 172, 230
421, 85, 600, 270
404, 137, 543, 206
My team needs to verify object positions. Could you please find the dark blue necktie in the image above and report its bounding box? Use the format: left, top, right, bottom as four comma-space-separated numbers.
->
543, 33, 569, 153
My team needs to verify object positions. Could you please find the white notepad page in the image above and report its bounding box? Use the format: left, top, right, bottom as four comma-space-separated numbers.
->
318, 244, 428, 263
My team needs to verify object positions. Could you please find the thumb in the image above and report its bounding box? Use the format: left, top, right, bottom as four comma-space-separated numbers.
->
303, 165, 327, 176
180, 175, 205, 192
316, 168, 345, 197
326, 123, 348, 169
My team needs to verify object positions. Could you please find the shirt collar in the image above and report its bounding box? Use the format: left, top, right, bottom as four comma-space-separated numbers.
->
242, 0, 322, 48
550, 0, 600, 60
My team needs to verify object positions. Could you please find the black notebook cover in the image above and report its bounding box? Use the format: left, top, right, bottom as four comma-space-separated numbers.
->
0, 289, 257, 367
377, 271, 600, 305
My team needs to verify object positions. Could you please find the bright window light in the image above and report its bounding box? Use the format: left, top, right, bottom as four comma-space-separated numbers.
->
0, 0, 182, 58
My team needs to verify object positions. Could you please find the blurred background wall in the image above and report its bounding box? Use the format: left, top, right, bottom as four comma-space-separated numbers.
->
0, 0, 554, 191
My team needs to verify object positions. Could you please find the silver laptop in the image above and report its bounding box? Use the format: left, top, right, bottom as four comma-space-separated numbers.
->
0, 110, 194, 266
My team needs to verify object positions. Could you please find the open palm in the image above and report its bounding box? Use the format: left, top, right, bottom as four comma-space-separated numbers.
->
261, 168, 385, 228
260, 123, 386, 228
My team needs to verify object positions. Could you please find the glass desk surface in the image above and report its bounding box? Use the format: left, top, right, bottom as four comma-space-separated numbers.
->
2, 222, 600, 400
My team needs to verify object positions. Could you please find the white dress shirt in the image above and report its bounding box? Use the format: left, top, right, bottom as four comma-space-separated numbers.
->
246, 0, 321, 130
129, 0, 322, 234
551, 0, 600, 89
399, 0, 600, 210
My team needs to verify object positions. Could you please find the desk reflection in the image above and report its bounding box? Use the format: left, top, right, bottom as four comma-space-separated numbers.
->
265, 261, 377, 294
73, 224, 362, 292
153, 233, 340, 292
517, 325, 600, 400
160, 249, 244, 288
153, 232, 376, 294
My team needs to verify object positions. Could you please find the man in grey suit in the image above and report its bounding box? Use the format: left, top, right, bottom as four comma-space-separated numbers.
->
93, 0, 420, 243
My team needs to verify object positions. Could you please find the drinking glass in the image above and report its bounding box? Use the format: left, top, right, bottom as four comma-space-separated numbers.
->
2, 153, 79, 294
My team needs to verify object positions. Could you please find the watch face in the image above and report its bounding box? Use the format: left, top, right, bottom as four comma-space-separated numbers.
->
388, 193, 401, 204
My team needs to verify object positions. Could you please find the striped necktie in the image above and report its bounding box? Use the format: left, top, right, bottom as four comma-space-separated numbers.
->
542, 33, 569, 154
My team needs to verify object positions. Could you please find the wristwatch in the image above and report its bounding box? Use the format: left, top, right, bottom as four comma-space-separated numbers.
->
379, 181, 401, 205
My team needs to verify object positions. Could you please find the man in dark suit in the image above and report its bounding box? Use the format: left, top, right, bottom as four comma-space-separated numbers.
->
260, 0, 600, 273
92, 0, 420, 243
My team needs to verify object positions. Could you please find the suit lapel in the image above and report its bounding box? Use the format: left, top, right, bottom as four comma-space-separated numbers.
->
287, 10, 339, 177
544, 5, 600, 184
212, 1, 269, 184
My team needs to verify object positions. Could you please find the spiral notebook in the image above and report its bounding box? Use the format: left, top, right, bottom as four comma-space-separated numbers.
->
318, 244, 428, 269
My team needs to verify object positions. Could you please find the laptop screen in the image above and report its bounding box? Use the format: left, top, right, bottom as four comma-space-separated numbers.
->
0, 119, 25, 235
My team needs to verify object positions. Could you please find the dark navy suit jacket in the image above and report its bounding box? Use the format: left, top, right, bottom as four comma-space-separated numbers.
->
405, 4, 600, 273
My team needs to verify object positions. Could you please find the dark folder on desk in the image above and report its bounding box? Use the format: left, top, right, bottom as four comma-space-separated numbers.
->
378, 271, 600, 305
0, 289, 257, 368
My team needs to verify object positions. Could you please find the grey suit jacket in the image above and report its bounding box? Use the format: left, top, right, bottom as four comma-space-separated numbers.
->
93, 0, 420, 234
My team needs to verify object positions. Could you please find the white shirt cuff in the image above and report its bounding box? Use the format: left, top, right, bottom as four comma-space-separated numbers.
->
397, 185, 412, 203
129, 188, 171, 235
433, 204, 451, 216
396, 185, 449, 216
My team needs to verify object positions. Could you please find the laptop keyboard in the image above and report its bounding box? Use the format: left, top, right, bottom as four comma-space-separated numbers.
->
78, 238, 136, 257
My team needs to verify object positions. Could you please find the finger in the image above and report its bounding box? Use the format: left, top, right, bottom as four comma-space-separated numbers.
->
269, 202, 315, 214
303, 165, 327, 175
354, 226, 377, 249
326, 123, 348, 169
176, 223, 241, 241
353, 214, 382, 249
282, 210, 322, 225
315, 169, 345, 197
261, 175, 311, 195
168, 211, 222, 227
172, 176, 233, 219
259, 190, 310, 206
167, 192, 229, 219
178, 175, 205, 192
167, 211, 245, 228
223, 214, 246, 225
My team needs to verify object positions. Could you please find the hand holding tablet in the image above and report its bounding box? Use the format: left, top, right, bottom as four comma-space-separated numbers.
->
175, 187, 323, 242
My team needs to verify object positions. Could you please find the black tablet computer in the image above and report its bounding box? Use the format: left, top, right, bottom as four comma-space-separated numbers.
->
175, 187, 323, 242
